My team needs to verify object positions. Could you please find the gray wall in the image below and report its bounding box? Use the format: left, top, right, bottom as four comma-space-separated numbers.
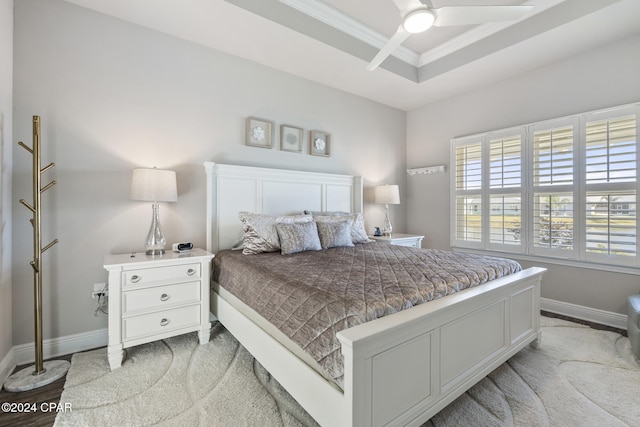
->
0, 0, 13, 369
11, 0, 406, 345
406, 34, 640, 315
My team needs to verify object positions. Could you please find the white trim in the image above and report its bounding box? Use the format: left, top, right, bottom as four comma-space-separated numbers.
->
453, 102, 640, 141
0, 347, 16, 388
279, 0, 420, 66
454, 242, 640, 276
541, 298, 628, 331
418, 0, 564, 66
280, 0, 563, 68
1, 328, 107, 389
12, 328, 107, 367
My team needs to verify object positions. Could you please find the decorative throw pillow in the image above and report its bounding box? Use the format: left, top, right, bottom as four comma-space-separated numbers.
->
275, 221, 322, 255
312, 212, 371, 244
316, 219, 354, 249
238, 212, 312, 255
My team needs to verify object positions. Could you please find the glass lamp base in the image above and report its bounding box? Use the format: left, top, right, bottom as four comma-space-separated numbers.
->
382, 204, 393, 236
146, 248, 165, 256
145, 202, 167, 256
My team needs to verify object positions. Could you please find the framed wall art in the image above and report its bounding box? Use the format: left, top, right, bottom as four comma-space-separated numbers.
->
245, 117, 273, 149
310, 130, 331, 157
280, 125, 303, 153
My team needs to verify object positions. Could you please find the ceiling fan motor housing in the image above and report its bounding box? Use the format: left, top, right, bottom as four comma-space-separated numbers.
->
403, 8, 435, 33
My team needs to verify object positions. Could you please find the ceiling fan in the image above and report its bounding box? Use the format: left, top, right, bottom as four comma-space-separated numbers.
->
367, 0, 534, 71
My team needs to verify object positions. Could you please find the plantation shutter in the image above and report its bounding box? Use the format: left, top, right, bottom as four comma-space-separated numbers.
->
488, 133, 522, 249
452, 139, 483, 247
584, 113, 637, 262
531, 123, 576, 256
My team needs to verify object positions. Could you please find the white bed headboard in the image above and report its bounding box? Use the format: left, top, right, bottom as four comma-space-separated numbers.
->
204, 162, 364, 252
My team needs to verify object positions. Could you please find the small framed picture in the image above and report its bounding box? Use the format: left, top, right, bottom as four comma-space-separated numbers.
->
280, 125, 304, 153
310, 130, 331, 157
245, 117, 273, 149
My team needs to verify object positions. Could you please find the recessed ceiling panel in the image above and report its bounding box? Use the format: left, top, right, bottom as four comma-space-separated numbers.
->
322, 0, 527, 53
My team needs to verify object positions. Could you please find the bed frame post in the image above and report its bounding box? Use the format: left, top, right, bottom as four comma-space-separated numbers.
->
204, 161, 217, 253
354, 176, 364, 213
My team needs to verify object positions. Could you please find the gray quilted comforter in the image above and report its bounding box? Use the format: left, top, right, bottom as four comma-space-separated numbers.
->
212, 242, 521, 387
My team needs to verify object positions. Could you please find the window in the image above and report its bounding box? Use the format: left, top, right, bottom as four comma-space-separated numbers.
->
454, 141, 482, 245
532, 121, 575, 257
584, 113, 637, 262
451, 104, 639, 269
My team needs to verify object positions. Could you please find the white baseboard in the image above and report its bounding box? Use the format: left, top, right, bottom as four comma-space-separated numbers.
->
1, 329, 107, 390
12, 328, 108, 367
0, 347, 16, 389
541, 298, 628, 331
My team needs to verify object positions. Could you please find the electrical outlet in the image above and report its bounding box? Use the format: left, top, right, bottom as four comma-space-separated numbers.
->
92, 282, 108, 299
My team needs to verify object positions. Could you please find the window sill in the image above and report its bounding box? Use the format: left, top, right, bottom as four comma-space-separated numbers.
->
451, 246, 640, 276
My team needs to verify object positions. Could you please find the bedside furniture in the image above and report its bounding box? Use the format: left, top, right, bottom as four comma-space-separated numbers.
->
104, 248, 214, 370
369, 233, 424, 248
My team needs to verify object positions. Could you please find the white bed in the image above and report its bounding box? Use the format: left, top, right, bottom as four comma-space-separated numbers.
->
204, 162, 546, 427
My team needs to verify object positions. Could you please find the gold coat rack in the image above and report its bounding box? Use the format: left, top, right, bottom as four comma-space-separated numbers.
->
4, 116, 70, 392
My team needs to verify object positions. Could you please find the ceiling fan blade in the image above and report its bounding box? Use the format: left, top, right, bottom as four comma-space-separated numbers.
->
434, 5, 533, 27
391, 0, 425, 16
366, 25, 410, 71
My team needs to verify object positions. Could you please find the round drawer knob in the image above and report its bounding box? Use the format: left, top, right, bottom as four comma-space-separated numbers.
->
187, 268, 196, 276
160, 293, 170, 302
160, 318, 170, 327
130, 275, 141, 283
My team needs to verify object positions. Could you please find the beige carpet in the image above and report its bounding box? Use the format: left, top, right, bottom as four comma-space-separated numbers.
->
54, 317, 640, 426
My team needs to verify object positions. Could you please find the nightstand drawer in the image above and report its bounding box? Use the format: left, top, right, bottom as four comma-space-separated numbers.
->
369, 234, 424, 248
122, 304, 201, 341
122, 281, 201, 315
123, 263, 201, 286
392, 240, 419, 247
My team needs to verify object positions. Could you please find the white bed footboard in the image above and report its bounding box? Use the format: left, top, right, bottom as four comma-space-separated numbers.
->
338, 266, 545, 426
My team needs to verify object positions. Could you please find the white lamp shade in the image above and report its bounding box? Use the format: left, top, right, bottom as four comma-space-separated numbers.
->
130, 168, 178, 202
374, 184, 400, 205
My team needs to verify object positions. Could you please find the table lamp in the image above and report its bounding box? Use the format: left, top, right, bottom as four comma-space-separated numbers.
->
374, 184, 400, 236
130, 168, 177, 255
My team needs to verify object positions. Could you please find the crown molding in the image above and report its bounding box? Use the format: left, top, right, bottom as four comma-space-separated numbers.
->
279, 0, 420, 66
280, 0, 566, 69
419, 0, 565, 66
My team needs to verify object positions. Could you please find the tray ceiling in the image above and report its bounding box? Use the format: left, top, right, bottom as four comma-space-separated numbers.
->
64, 0, 640, 110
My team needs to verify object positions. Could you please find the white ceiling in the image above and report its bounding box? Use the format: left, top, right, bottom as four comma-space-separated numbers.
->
63, 0, 640, 111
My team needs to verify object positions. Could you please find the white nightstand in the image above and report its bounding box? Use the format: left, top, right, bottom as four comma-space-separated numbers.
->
369, 233, 425, 248
103, 248, 214, 370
